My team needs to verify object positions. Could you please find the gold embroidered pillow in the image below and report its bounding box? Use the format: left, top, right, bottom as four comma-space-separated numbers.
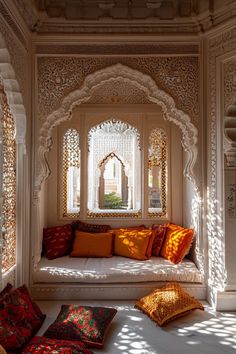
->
160, 223, 194, 264
135, 282, 204, 326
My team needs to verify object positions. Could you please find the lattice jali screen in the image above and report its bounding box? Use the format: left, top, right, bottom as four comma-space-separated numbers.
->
62, 128, 80, 217
148, 128, 167, 218
0, 87, 16, 273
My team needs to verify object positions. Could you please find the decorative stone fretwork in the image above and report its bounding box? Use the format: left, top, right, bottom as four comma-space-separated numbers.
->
86, 79, 150, 105
208, 27, 236, 292
224, 60, 236, 112
36, 63, 198, 192
37, 56, 199, 126
62, 128, 80, 217
0, 87, 16, 274
148, 128, 167, 218
87, 210, 142, 219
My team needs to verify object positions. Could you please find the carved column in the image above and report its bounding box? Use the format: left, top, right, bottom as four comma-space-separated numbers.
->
0, 99, 3, 289
99, 165, 105, 209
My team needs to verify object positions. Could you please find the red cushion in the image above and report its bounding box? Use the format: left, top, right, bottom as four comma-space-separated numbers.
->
43, 224, 73, 260
71, 220, 111, 234
3, 285, 45, 330
22, 336, 94, 353
0, 307, 26, 351
44, 305, 117, 348
151, 224, 167, 256
0, 285, 45, 351
0, 283, 13, 308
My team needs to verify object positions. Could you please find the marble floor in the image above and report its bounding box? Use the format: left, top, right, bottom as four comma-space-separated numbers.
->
36, 300, 236, 354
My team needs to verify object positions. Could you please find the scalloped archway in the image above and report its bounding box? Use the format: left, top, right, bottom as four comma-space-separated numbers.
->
36, 63, 198, 189
0, 33, 26, 145
0, 31, 28, 286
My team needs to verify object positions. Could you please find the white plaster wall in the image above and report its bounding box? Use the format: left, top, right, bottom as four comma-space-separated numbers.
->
170, 124, 183, 225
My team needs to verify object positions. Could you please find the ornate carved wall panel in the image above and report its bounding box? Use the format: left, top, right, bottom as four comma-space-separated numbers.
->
86, 79, 150, 105
208, 27, 236, 291
37, 56, 199, 126
224, 59, 236, 111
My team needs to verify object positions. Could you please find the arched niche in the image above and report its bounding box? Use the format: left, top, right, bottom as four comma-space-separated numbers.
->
33, 63, 204, 276
36, 63, 198, 190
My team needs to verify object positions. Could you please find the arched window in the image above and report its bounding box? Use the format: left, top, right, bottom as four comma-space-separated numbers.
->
58, 115, 171, 220
62, 129, 80, 216
87, 119, 141, 216
0, 87, 16, 273
148, 128, 167, 217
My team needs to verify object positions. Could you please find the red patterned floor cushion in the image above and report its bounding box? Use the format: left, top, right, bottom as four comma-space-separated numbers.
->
0, 285, 45, 352
43, 224, 73, 260
44, 305, 117, 348
0, 307, 27, 351
22, 336, 94, 354
0, 283, 13, 308
3, 285, 45, 330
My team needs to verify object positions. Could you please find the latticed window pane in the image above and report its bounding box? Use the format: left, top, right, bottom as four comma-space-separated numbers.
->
0, 88, 16, 273
148, 128, 167, 217
63, 129, 80, 216
87, 119, 141, 217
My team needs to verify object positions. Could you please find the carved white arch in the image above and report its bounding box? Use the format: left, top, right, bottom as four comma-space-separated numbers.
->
36, 63, 198, 189
0, 33, 26, 146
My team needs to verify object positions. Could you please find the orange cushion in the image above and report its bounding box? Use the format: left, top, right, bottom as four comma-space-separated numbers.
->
114, 229, 155, 260
70, 231, 113, 258
135, 282, 204, 326
160, 223, 194, 264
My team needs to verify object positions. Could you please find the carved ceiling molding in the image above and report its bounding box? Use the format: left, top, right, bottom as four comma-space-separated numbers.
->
37, 56, 199, 125
36, 63, 198, 194
0, 13, 28, 108
12, 0, 38, 32
36, 43, 199, 56
0, 1, 27, 49
13, 0, 236, 34
208, 27, 236, 291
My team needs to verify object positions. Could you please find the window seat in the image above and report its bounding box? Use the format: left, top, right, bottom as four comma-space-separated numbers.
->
31, 256, 205, 301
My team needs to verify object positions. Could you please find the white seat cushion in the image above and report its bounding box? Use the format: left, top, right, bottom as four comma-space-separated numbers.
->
33, 256, 203, 284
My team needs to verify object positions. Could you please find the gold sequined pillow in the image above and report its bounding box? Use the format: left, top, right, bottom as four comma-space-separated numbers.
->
135, 282, 204, 326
